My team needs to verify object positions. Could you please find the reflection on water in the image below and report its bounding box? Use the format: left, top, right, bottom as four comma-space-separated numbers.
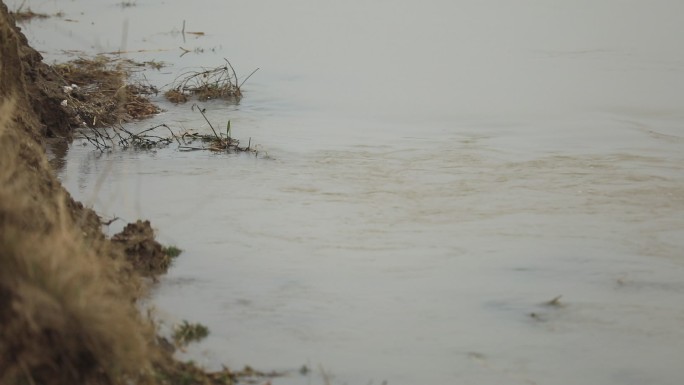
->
45, 138, 70, 174
21, 0, 684, 384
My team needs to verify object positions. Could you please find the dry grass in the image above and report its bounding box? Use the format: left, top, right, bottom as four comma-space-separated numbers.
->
10, 7, 49, 22
0, 229, 153, 384
164, 59, 258, 103
9, 1, 64, 22
53, 55, 160, 127
0, 97, 154, 385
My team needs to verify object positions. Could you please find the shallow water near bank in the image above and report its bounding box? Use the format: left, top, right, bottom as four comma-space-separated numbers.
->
18, 0, 684, 383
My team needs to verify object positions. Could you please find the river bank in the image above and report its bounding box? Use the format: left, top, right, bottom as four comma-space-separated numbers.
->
0, 3, 254, 384
6, 1, 684, 384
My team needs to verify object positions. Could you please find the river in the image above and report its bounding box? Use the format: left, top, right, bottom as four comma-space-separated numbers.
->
17, 0, 684, 384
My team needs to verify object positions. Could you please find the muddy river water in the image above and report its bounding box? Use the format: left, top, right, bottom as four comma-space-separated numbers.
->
18, 0, 684, 384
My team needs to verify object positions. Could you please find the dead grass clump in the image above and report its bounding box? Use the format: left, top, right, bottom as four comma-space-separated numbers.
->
53, 55, 160, 127
164, 88, 188, 104
154, 358, 282, 385
144, 59, 166, 70
10, 5, 49, 22
165, 59, 258, 103
10, 8, 49, 22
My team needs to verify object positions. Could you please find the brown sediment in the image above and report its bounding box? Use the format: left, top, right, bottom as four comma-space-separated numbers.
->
112, 220, 172, 277
0, 2, 265, 384
2, 4, 73, 138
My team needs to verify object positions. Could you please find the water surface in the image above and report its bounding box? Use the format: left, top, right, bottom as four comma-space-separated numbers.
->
18, 0, 684, 384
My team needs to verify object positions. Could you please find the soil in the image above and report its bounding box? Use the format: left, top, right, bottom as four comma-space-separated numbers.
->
0, 3, 248, 384
1, 6, 75, 138
112, 220, 172, 277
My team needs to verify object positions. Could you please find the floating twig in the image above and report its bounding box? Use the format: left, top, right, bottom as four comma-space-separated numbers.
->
544, 295, 563, 307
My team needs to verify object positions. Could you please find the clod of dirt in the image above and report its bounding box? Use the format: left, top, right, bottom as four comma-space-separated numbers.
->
112, 220, 171, 276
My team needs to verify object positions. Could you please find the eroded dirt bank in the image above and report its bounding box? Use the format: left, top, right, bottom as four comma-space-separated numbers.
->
0, 3, 242, 384
0, 2, 159, 384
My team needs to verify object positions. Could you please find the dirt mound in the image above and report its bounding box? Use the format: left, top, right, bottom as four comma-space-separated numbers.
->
112, 220, 172, 276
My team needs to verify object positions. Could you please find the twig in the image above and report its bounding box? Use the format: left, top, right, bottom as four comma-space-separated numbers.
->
223, 58, 241, 96
161, 124, 182, 145
239, 67, 260, 88
192, 103, 220, 140
181, 20, 186, 43
102, 216, 120, 226
16, 0, 27, 13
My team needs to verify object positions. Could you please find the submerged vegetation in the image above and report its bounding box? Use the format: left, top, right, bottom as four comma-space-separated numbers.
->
79, 112, 260, 155
173, 321, 209, 347
163, 245, 183, 258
